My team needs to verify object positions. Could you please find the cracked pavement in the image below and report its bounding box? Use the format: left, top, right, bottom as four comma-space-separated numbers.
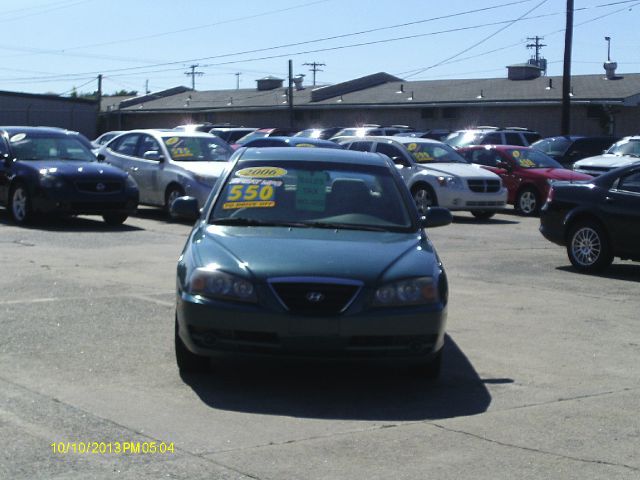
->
0, 208, 638, 479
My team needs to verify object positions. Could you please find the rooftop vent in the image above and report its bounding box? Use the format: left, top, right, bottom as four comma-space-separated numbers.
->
293, 74, 305, 91
604, 61, 620, 80
256, 76, 284, 91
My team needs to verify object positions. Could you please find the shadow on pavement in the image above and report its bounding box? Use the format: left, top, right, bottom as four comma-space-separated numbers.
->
181, 335, 499, 421
556, 264, 640, 282
451, 214, 520, 225
0, 209, 142, 232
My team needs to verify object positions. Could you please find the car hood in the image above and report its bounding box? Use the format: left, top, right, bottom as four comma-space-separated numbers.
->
573, 154, 639, 168
174, 161, 228, 177
416, 163, 498, 178
18, 160, 127, 178
191, 225, 436, 284
530, 168, 592, 180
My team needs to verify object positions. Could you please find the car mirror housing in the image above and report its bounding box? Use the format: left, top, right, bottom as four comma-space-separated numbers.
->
420, 207, 452, 228
496, 160, 511, 171
143, 150, 164, 162
170, 196, 200, 220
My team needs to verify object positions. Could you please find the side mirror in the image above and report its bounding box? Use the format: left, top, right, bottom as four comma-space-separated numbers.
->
419, 207, 452, 228
96, 153, 105, 162
496, 160, 512, 172
143, 150, 163, 162
170, 196, 200, 220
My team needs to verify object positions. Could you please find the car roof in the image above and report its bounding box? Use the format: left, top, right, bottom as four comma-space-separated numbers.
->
236, 146, 389, 167
0, 126, 85, 138
356, 135, 443, 145
249, 136, 340, 146
128, 129, 218, 138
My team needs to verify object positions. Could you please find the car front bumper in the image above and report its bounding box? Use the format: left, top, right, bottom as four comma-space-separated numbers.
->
437, 187, 508, 212
32, 186, 139, 215
176, 291, 447, 362
539, 204, 567, 246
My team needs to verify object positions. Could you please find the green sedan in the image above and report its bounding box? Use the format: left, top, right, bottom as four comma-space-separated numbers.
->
173, 147, 452, 378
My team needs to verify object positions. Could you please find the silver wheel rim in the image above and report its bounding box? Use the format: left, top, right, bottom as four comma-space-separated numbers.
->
571, 227, 601, 266
414, 189, 433, 214
519, 191, 537, 214
12, 188, 27, 221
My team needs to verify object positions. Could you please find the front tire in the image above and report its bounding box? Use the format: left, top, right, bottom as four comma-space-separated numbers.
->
102, 213, 128, 225
9, 183, 33, 225
567, 221, 613, 273
515, 187, 540, 216
412, 184, 437, 215
175, 317, 209, 373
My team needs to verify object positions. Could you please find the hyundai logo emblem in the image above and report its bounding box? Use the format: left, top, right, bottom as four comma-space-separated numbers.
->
96, 183, 106, 192
305, 291, 325, 303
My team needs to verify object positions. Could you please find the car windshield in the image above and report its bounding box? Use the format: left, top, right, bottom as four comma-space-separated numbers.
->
162, 136, 232, 162
531, 137, 572, 156
9, 132, 96, 162
606, 138, 640, 157
445, 131, 484, 148
507, 148, 563, 169
406, 142, 469, 164
209, 160, 414, 232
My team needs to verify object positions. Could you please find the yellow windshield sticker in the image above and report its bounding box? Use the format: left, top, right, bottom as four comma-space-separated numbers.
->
413, 151, 433, 162
171, 147, 193, 158
165, 137, 180, 146
10, 133, 27, 142
295, 143, 316, 148
222, 183, 276, 209
519, 158, 536, 168
236, 167, 287, 178
407, 143, 418, 152
512, 150, 521, 158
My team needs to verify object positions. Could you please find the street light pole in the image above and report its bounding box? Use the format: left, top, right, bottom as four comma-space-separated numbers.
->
561, 0, 574, 135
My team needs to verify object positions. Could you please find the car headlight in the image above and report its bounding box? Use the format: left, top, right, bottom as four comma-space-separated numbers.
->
186, 267, 257, 303
39, 173, 65, 189
373, 277, 437, 307
436, 176, 461, 188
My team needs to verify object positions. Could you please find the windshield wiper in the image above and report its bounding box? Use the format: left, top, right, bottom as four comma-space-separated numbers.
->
299, 221, 390, 232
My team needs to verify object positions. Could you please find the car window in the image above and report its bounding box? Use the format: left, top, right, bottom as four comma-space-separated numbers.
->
481, 133, 502, 144
504, 132, 525, 146
8, 132, 96, 162
375, 143, 405, 161
137, 135, 161, 158
346, 141, 372, 152
246, 139, 280, 147
523, 132, 541, 144
468, 149, 501, 167
111, 134, 140, 156
531, 137, 572, 155
0, 138, 8, 156
404, 142, 468, 164
507, 148, 563, 169
617, 171, 640, 194
162, 135, 232, 162
606, 138, 640, 157
209, 160, 413, 231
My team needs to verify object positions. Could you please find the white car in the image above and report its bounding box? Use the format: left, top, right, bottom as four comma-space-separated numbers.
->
340, 136, 507, 219
572, 136, 640, 176
97, 129, 233, 213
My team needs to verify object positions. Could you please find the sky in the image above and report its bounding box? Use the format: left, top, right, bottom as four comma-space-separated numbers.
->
0, 0, 638, 96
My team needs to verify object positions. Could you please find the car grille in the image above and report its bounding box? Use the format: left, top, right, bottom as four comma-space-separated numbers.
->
69, 201, 129, 211
74, 181, 123, 193
467, 179, 501, 193
269, 278, 362, 316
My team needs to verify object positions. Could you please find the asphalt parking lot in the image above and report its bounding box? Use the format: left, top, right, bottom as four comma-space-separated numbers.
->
1, 207, 638, 480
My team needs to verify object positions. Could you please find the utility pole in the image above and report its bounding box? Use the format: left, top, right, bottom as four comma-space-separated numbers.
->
526, 36, 546, 64
145, 79, 150, 94
303, 61, 325, 86
288, 60, 294, 129
97, 74, 102, 105
184, 64, 204, 90
235, 72, 241, 90
561, 0, 574, 135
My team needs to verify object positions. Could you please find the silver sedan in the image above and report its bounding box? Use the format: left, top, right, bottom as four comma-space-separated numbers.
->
97, 129, 232, 212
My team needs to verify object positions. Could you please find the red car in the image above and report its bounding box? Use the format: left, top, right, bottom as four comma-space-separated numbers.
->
458, 145, 593, 215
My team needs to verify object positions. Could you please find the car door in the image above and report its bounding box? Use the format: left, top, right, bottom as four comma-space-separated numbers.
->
602, 168, 640, 253
134, 133, 165, 205
0, 137, 11, 205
